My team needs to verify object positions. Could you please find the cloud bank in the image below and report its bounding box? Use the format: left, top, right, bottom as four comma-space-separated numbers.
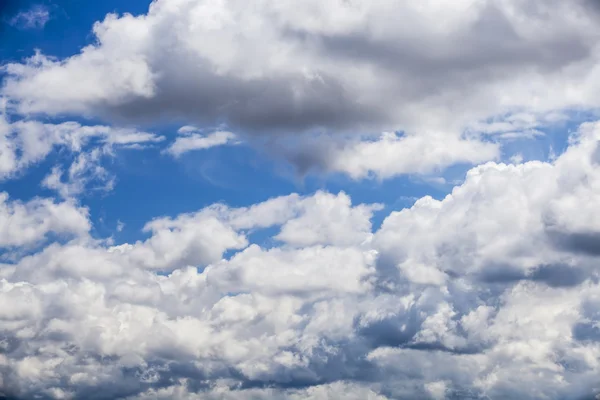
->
2, 122, 600, 399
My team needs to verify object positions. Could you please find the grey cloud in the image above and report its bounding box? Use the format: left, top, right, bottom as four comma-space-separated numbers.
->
478, 264, 528, 284
548, 230, 600, 256
106, 64, 385, 135
306, 3, 590, 86
529, 263, 588, 288
355, 308, 421, 349
479, 263, 589, 288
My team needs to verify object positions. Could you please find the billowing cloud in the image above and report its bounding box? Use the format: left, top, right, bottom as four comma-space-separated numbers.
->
3, 0, 600, 178
0, 192, 89, 249
3, 0, 600, 134
3, 122, 600, 399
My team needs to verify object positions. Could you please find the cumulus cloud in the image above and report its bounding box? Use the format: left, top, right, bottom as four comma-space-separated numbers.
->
3, 122, 600, 398
0, 192, 89, 249
109, 191, 378, 271
3, 0, 600, 176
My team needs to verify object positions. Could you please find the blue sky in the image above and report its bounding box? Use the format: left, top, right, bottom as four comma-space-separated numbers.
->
3, 1, 600, 399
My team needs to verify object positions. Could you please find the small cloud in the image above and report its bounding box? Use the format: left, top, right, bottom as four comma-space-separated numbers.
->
510, 153, 524, 164
9, 5, 50, 30
176, 125, 199, 135
116, 220, 125, 232
166, 127, 239, 157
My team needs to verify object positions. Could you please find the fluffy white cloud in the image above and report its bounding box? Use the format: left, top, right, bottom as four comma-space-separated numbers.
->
0, 192, 89, 249
108, 191, 379, 271
373, 120, 600, 288
274, 191, 382, 246
127, 381, 389, 399
4, 0, 600, 177
3, 121, 600, 398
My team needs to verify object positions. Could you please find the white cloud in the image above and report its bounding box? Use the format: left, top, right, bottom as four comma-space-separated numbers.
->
111, 211, 248, 271
9, 5, 50, 30
0, 111, 164, 180
3, 0, 600, 177
425, 381, 449, 400
108, 191, 380, 271
0, 109, 164, 197
166, 127, 238, 157
0, 192, 89, 249
41, 149, 115, 199
278, 131, 500, 179
274, 191, 382, 246
126, 380, 389, 399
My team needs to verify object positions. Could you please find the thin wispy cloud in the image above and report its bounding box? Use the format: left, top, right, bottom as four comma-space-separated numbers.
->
9, 5, 50, 29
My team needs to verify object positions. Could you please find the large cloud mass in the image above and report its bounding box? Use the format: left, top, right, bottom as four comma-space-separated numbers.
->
2, 122, 600, 399
4, 1, 600, 398
4, 0, 600, 134
4, 0, 600, 178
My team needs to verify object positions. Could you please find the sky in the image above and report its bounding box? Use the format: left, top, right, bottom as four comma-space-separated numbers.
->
2, 0, 600, 399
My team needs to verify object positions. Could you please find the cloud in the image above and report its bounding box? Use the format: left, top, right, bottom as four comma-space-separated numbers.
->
273, 191, 382, 246
3, 0, 600, 181
109, 191, 379, 272
0, 110, 164, 180
0, 107, 165, 197
166, 127, 238, 157
4, 122, 600, 398
41, 149, 116, 199
9, 5, 50, 30
0, 192, 89, 249
270, 131, 500, 179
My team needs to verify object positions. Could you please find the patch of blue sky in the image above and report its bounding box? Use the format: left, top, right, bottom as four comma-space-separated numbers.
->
1, 0, 151, 60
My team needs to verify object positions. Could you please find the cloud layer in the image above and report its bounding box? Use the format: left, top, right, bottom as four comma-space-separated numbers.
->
3, 122, 600, 399
4, 1, 600, 398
